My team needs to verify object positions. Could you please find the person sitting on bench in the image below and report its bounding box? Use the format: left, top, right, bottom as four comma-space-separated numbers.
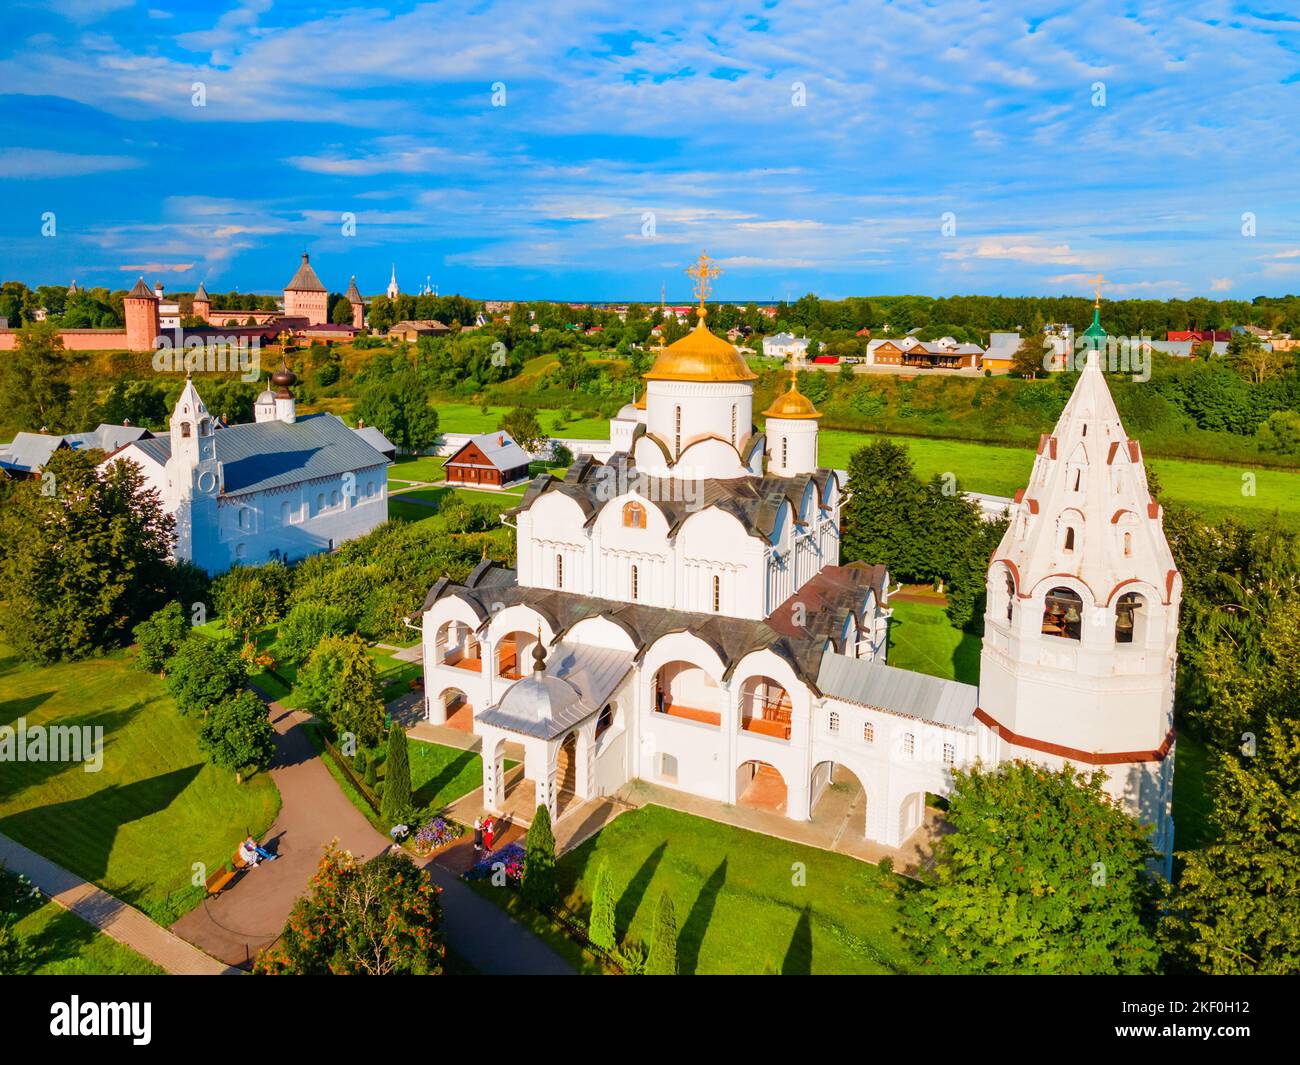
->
238, 836, 277, 868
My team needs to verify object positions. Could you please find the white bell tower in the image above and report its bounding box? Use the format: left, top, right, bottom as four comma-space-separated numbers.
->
166, 376, 222, 568
976, 305, 1181, 857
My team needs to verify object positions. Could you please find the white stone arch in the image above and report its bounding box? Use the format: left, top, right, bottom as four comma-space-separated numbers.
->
1105, 576, 1166, 649
735, 757, 790, 815
1110, 508, 1141, 561
809, 758, 878, 839
731, 647, 808, 744
562, 614, 638, 653
987, 559, 1019, 624
1029, 573, 1094, 643
485, 603, 557, 648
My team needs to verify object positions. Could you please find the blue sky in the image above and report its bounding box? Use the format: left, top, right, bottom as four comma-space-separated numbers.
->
1, 0, 1298, 302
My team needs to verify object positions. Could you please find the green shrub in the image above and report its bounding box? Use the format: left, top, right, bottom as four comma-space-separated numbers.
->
380, 725, 412, 827
277, 602, 352, 664
645, 890, 678, 975
521, 804, 558, 908
133, 602, 190, 673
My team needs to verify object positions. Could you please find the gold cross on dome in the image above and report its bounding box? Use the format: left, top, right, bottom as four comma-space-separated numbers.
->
686, 251, 722, 313
1088, 273, 1105, 307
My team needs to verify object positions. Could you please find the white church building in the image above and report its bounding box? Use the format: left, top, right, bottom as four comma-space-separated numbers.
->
418, 267, 1179, 857
108, 364, 391, 574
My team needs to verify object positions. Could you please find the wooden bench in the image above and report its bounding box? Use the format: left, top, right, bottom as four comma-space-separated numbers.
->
205, 853, 250, 896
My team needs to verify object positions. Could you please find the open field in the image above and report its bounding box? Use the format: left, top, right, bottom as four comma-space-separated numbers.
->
0, 646, 280, 925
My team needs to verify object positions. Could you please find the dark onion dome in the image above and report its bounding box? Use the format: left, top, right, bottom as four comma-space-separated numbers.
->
271, 360, 297, 396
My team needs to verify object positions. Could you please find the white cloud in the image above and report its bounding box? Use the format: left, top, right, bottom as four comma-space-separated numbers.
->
0, 147, 142, 179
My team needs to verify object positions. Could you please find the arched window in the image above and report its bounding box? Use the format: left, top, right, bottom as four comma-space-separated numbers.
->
862, 722, 874, 744
781, 436, 788, 467
1115, 591, 1142, 644
828, 711, 840, 734
730, 404, 737, 445
1005, 571, 1015, 622
1123, 531, 1132, 557
238, 507, 252, 531
630, 564, 639, 601
902, 732, 915, 757
1042, 586, 1083, 640
674, 405, 682, 457
181, 422, 191, 438
555, 553, 564, 589
316, 493, 325, 513
596, 704, 614, 739
1072, 468, 1082, 491
1063, 526, 1076, 552
711, 574, 721, 613
622, 501, 646, 528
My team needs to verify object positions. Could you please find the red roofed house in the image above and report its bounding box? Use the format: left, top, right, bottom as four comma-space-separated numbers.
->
444, 432, 532, 489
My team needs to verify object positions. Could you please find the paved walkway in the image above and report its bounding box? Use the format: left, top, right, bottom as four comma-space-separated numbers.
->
170, 691, 572, 974
0, 832, 238, 975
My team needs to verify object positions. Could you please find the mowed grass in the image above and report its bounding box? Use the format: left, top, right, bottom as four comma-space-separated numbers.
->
554, 804, 913, 974
8, 898, 164, 975
886, 599, 981, 685
1171, 729, 1215, 854
815, 428, 1300, 527
0, 647, 280, 925
429, 401, 611, 440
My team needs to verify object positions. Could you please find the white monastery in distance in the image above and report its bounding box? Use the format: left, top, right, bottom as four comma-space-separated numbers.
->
110, 363, 392, 574
419, 257, 1180, 857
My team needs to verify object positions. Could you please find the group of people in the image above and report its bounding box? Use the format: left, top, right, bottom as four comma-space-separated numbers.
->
238, 834, 277, 868
473, 816, 497, 854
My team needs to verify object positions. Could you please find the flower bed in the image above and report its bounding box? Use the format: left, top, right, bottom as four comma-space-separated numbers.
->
463, 842, 524, 885
410, 816, 465, 857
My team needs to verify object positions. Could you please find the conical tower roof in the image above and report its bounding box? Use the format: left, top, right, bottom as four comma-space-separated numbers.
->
194, 281, 209, 301
345, 275, 363, 303
127, 276, 155, 299
990, 310, 1178, 608
285, 252, 327, 293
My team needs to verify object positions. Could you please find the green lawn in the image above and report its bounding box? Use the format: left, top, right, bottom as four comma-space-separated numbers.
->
6, 898, 164, 975
430, 401, 611, 440
815, 428, 1300, 528
551, 804, 913, 974
1171, 730, 1215, 854
0, 646, 281, 925
886, 599, 981, 685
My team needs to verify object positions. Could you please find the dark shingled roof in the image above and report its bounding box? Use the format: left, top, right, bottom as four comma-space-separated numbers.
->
285, 253, 327, 293
345, 276, 363, 303
194, 281, 209, 300
420, 561, 887, 694
506, 450, 837, 542
122, 413, 388, 498
127, 277, 155, 299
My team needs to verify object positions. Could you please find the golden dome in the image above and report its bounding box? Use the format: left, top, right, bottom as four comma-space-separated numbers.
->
643, 314, 758, 383
763, 371, 821, 419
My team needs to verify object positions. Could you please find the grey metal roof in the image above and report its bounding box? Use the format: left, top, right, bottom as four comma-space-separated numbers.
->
115, 414, 388, 497
477, 642, 634, 740
816, 655, 978, 732
0, 424, 153, 474
354, 425, 396, 458
449, 431, 531, 471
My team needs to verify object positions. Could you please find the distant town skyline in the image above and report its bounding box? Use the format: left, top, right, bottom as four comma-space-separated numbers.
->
2, 1, 1299, 301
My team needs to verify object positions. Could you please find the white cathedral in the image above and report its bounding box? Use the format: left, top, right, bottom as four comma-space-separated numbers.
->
419, 261, 1179, 857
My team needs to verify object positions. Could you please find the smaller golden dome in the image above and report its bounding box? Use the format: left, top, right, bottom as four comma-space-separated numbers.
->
634, 392, 646, 410
763, 370, 821, 419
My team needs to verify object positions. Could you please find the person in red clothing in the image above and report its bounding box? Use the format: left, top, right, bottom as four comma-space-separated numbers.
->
483, 816, 495, 854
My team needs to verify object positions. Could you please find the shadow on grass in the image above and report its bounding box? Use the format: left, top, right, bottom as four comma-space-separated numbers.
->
781, 904, 813, 975
412, 747, 477, 810
679, 857, 726, 976
615, 841, 665, 936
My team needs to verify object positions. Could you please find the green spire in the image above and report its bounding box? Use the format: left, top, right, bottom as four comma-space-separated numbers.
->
1082, 306, 1106, 339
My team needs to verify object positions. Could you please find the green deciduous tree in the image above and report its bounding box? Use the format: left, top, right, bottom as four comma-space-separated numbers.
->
841, 440, 925, 577
133, 602, 190, 673
381, 724, 412, 827
499, 406, 545, 453
645, 890, 678, 975
276, 602, 352, 664
521, 803, 558, 909
1161, 716, 1300, 974
354, 363, 439, 453
164, 635, 247, 717
900, 761, 1163, 974
298, 633, 386, 747
199, 689, 276, 784
0, 321, 72, 431
254, 843, 443, 975
0, 450, 175, 663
